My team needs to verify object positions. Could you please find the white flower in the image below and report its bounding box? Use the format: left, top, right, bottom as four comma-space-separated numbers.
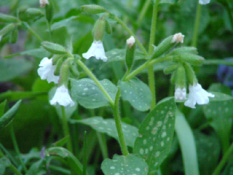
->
82, 40, 107, 62
40, 0, 49, 7
50, 85, 75, 107
126, 36, 135, 48
175, 88, 186, 101
199, 0, 210, 5
184, 83, 215, 108
172, 33, 185, 44
37, 57, 59, 84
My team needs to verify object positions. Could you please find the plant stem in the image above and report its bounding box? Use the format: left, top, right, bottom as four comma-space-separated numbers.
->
192, 3, 202, 47
212, 143, 233, 175
10, 125, 27, 173
61, 106, 73, 152
76, 60, 114, 106
23, 22, 43, 42
137, 0, 151, 27
124, 56, 172, 81
148, 0, 160, 109
112, 89, 129, 156
112, 15, 148, 55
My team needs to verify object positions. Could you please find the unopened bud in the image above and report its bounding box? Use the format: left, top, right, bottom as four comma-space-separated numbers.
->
40, 0, 49, 7
172, 33, 184, 44
26, 8, 43, 17
54, 58, 64, 76
125, 36, 135, 70
175, 65, 186, 101
81, 4, 107, 14
126, 36, 135, 48
175, 88, 186, 101
164, 64, 178, 75
170, 47, 198, 55
0, 13, 18, 23
59, 59, 71, 86
42, 41, 68, 54
0, 23, 15, 39
174, 54, 204, 66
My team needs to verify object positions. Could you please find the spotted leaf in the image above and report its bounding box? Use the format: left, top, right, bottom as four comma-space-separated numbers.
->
134, 97, 176, 173
71, 117, 138, 147
70, 78, 117, 109
101, 154, 148, 175
119, 78, 152, 111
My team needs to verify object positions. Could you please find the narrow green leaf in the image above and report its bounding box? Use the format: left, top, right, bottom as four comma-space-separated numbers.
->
119, 78, 152, 111
0, 100, 21, 130
70, 78, 117, 109
175, 110, 200, 175
53, 136, 70, 147
42, 41, 68, 54
0, 100, 7, 116
71, 117, 138, 147
101, 154, 148, 175
47, 147, 83, 174
134, 97, 176, 173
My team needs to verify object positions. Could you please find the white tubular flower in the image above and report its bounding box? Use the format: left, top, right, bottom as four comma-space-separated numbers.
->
82, 40, 107, 62
172, 33, 185, 44
126, 36, 135, 48
175, 88, 186, 101
37, 57, 59, 84
40, 0, 49, 7
199, 0, 210, 5
184, 83, 215, 108
50, 85, 75, 107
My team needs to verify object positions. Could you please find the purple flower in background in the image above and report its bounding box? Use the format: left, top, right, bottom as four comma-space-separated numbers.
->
217, 58, 233, 95
40, 146, 46, 159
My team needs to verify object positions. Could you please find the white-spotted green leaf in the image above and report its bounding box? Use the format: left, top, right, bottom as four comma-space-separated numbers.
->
119, 78, 152, 111
105, 48, 145, 62
0, 100, 21, 130
101, 154, 148, 175
70, 78, 117, 109
70, 117, 138, 147
134, 97, 176, 173
209, 92, 233, 101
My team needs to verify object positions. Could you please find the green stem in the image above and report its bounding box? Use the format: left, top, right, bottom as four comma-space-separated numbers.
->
96, 132, 108, 159
10, 125, 27, 173
137, 0, 151, 27
212, 143, 233, 175
76, 60, 114, 106
61, 106, 73, 152
124, 56, 172, 81
148, 0, 160, 109
112, 89, 129, 156
112, 15, 148, 55
192, 3, 202, 47
23, 22, 43, 42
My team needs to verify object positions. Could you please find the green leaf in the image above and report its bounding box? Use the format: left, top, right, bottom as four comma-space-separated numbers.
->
105, 48, 145, 62
119, 78, 152, 111
204, 59, 233, 66
0, 100, 21, 130
0, 91, 46, 101
53, 136, 70, 147
209, 92, 233, 101
0, 100, 7, 116
70, 78, 117, 109
134, 97, 176, 173
42, 41, 68, 54
71, 117, 138, 147
0, 13, 18, 23
47, 147, 83, 174
0, 59, 32, 82
101, 154, 148, 175
175, 110, 200, 175
194, 131, 221, 175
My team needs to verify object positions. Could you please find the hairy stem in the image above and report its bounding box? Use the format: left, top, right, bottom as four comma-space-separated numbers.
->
23, 22, 43, 42
192, 3, 202, 47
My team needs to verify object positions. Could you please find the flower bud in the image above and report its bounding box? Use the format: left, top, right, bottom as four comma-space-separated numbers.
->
170, 47, 198, 55
81, 4, 107, 14
40, 0, 49, 7
70, 63, 80, 77
45, 1, 53, 23
163, 64, 178, 75
92, 18, 106, 41
174, 54, 204, 66
26, 8, 43, 17
125, 36, 136, 70
54, 58, 64, 76
59, 60, 71, 86
42, 41, 68, 54
105, 20, 112, 34
171, 33, 184, 44
183, 63, 198, 85
175, 65, 186, 101
0, 23, 15, 40
52, 55, 62, 65
0, 13, 18, 23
